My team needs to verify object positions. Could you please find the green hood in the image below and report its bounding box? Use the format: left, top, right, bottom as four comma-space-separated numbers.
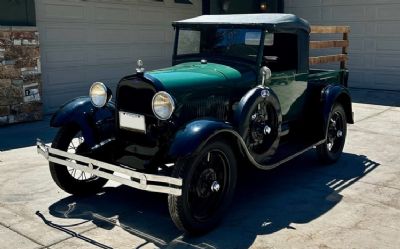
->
147, 62, 242, 99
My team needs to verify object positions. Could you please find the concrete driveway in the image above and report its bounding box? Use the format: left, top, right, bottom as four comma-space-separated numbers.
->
0, 89, 399, 249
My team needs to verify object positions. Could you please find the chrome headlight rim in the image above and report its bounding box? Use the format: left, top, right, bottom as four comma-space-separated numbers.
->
152, 91, 175, 120
89, 82, 110, 108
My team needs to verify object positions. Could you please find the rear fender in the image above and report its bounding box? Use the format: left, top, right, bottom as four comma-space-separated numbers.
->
50, 97, 115, 147
322, 85, 354, 129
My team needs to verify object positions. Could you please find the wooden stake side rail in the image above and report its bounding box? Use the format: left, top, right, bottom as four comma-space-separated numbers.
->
309, 25, 350, 69
310, 26, 350, 34
310, 40, 349, 49
309, 54, 348, 65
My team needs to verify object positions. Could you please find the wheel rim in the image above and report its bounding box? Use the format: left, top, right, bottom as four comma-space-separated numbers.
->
66, 131, 97, 181
327, 111, 344, 153
188, 149, 229, 221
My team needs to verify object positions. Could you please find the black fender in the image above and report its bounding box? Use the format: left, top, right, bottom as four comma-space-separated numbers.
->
50, 97, 115, 147
167, 118, 286, 171
168, 119, 233, 159
321, 85, 354, 131
234, 86, 282, 163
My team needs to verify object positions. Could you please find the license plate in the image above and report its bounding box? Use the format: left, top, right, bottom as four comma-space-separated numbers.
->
119, 111, 146, 133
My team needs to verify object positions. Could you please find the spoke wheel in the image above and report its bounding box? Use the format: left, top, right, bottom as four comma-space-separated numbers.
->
316, 104, 347, 164
66, 132, 97, 181
49, 125, 110, 195
168, 140, 237, 234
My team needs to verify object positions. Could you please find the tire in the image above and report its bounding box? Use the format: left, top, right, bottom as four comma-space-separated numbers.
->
316, 104, 347, 164
168, 140, 237, 234
49, 124, 109, 195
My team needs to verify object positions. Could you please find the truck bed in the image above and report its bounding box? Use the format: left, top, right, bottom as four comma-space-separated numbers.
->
308, 69, 348, 86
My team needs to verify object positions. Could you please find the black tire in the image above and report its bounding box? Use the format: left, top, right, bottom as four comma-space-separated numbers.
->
316, 104, 347, 164
168, 140, 237, 234
49, 124, 109, 195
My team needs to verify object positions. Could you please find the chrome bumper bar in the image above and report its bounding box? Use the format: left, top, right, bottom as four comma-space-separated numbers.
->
36, 140, 182, 196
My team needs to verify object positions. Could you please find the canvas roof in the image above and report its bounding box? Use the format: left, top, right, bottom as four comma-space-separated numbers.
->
172, 14, 310, 33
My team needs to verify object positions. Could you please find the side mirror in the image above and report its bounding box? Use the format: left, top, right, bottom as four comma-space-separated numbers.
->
260, 66, 272, 87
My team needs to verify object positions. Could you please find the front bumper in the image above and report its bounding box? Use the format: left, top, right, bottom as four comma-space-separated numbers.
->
36, 140, 182, 196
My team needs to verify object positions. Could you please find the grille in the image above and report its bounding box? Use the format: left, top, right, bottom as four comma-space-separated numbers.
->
180, 95, 229, 121
117, 79, 155, 116
116, 77, 158, 147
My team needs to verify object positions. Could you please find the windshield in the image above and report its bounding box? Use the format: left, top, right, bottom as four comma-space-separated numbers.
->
176, 27, 262, 62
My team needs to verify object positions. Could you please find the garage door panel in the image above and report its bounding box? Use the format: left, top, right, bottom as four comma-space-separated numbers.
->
134, 44, 168, 58
94, 26, 133, 44
325, 6, 367, 21
47, 91, 89, 110
286, 7, 322, 22
286, 0, 322, 8
375, 55, 400, 70
36, 1, 86, 21
39, 25, 88, 45
137, 9, 167, 25
46, 68, 86, 87
376, 22, 400, 36
85, 64, 132, 81
376, 39, 400, 52
94, 6, 131, 23
323, 0, 400, 6
348, 38, 364, 52
133, 29, 167, 43
94, 45, 133, 63
376, 4, 400, 20
44, 48, 87, 68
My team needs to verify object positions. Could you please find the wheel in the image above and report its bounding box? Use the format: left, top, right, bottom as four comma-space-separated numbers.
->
316, 104, 347, 164
49, 124, 109, 195
168, 140, 237, 234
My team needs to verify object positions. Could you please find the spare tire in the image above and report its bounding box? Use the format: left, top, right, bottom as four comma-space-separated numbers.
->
235, 87, 282, 163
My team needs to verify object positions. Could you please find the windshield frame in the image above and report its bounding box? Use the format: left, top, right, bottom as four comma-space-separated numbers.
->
172, 25, 266, 68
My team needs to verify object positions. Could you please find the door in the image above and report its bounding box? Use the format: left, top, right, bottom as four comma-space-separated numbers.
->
263, 32, 307, 122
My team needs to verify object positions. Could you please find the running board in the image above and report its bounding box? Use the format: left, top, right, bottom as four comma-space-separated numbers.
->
255, 139, 326, 170
36, 139, 182, 196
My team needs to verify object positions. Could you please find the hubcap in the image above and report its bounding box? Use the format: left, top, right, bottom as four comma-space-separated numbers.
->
327, 111, 344, 152
189, 149, 228, 220
248, 101, 277, 154
211, 181, 220, 192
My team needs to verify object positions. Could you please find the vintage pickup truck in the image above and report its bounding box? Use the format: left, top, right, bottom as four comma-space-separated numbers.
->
37, 14, 353, 234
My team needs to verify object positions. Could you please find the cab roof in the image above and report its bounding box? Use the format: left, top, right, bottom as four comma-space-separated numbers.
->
172, 14, 310, 33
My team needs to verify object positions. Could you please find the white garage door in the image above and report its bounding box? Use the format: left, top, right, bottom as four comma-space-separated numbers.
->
35, 0, 201, 113
286, 0, 400, 91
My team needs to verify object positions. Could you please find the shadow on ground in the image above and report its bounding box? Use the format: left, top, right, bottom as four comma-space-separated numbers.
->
0, 115, 56, 151
350, 88, 400, 107
42, 151, 379, 248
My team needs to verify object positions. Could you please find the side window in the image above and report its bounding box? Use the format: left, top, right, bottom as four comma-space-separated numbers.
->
263, 33, 298, 72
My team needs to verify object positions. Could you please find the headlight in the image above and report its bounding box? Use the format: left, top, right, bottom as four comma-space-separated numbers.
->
89, 82, 111, 108
152, 91, 175, 120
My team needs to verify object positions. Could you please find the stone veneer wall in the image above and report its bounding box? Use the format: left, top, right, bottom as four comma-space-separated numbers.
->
0, 26, 42, 125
